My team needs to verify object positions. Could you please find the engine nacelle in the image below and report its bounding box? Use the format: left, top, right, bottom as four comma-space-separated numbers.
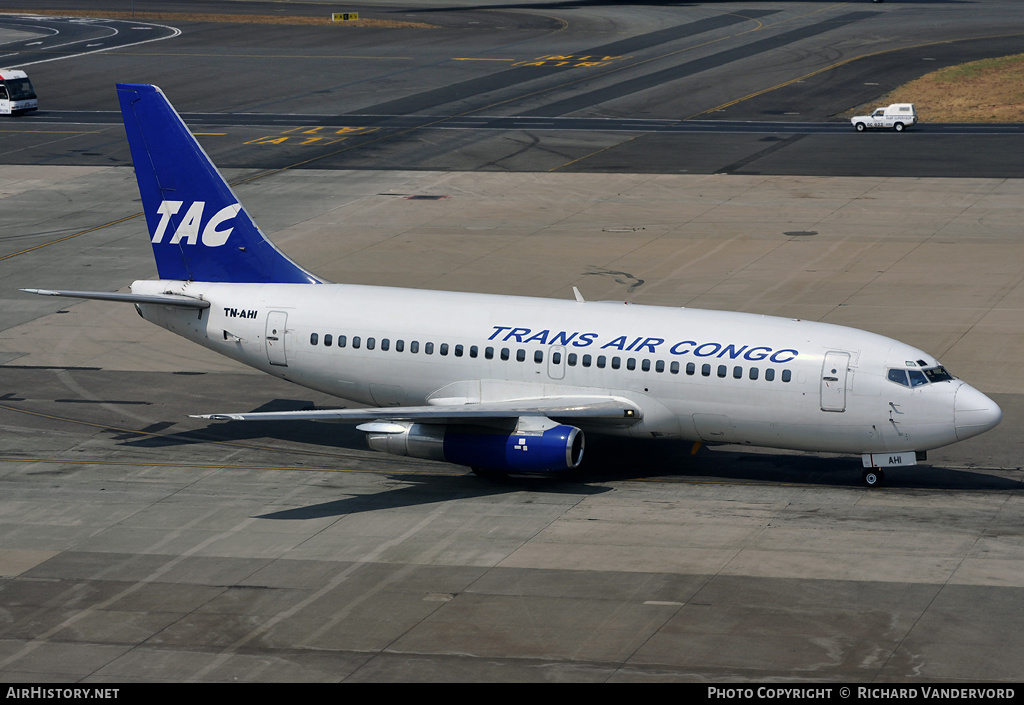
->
361, 419, 585, 473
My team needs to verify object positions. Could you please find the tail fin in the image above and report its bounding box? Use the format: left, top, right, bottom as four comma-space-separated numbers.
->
117, 83, 321, 284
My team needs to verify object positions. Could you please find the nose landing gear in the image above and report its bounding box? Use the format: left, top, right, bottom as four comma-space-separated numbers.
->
862, 468, 885, 487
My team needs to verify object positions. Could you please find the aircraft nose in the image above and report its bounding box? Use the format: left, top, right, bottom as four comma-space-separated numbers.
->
954, 383, 1002, 440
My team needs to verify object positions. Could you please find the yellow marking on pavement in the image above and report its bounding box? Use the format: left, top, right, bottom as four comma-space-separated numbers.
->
242, 126, 378, 146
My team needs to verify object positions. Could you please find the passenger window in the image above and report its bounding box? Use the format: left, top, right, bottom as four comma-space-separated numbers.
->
781, 369, 792, 383
686, 362, 695, 376
338, 335, 347, 348
582, 354, 592, 367
516, 349, 526, 362
535, 350, 544, 363
551, 351, 560, 364
733, 366, 742, 379
425, 342, 434, 354
396, 340, 405, 353
353, 337, 361, 349
324, 334, 332, 347
455, 344, 465, 357
381, 338, 389, 351
887, 369, 909, 386
611, 357, 621, 370
597, 356, 606, 369
749, 367, 758, 380
670, 361, 679, 374
485, 346, 494, 360
765, 368, 775, 381
717, 365, 727, 378
310, 333, 318, 345
626, 358, 636, 371
410, 341, 419, 353
440, 343, 448, 356
654, 360, 662, 373
501, 348, 510, 361
367, 337, 376, 350
702, 364, 711, 377
568, 353, 577, 366
469, 345, 477, 358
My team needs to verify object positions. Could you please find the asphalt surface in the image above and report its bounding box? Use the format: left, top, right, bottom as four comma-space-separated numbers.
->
1, 0, 1023, 684
2, 1, 1023, 175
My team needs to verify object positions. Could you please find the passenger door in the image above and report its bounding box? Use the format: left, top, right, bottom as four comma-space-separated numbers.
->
265, 311, 289, 366
820, 351, 850, 412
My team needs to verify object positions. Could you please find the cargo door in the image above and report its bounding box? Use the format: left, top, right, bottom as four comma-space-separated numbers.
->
692, 414, 734, 442
820, 351, 850, 412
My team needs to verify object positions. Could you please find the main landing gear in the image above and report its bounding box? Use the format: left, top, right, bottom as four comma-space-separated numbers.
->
861, 468, 885, 488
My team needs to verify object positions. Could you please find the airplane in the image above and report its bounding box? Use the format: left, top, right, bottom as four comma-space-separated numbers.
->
21, 83, 1002, 487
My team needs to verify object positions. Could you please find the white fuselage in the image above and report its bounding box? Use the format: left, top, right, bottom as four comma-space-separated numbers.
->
132, 279, 997, 456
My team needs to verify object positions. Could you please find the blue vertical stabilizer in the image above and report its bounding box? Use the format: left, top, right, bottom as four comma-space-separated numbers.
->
117, 83, 321, 284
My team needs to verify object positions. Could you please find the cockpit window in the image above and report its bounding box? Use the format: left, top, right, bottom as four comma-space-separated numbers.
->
888, 369, 909, 386
908, 370, 928, 387
923, 366, 954, 383
888, 366, 955, 387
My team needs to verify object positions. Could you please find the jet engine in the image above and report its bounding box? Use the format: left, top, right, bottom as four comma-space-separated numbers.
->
359, 417, 584, 473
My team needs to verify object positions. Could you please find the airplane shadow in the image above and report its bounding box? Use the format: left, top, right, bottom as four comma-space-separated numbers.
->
255, 437, 1020, 521
258, 473, 613, 520
112, 398, 1020, 520
569, 436, 1022, 492
113, 398, 362, 450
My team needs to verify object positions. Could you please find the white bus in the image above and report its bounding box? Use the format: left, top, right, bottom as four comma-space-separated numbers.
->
0, 69, 37, 115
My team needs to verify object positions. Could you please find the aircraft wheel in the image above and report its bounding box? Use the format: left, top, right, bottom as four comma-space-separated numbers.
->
862, 468, 885, 488
894, 122, 905, 132
855, 123, 866, 132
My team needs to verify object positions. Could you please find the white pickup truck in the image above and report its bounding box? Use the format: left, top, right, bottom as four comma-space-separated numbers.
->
851, 103, 917, 132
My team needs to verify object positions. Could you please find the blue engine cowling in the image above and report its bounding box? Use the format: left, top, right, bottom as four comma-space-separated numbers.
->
363, 422, 585, 473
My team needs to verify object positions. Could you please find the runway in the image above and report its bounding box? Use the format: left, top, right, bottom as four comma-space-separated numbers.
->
1, 0, 1023, 683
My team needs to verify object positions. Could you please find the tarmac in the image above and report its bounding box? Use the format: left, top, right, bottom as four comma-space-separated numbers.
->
1, 165, 1022, 681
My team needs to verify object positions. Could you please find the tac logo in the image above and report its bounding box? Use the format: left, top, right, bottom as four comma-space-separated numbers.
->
151, 200, 242, 247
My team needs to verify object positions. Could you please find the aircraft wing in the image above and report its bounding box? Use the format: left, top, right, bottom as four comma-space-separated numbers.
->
192, 396, 642, 425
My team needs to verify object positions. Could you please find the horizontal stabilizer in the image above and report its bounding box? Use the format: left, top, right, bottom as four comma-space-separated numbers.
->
192, 396, 643, 425
20, 288, 211, 308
